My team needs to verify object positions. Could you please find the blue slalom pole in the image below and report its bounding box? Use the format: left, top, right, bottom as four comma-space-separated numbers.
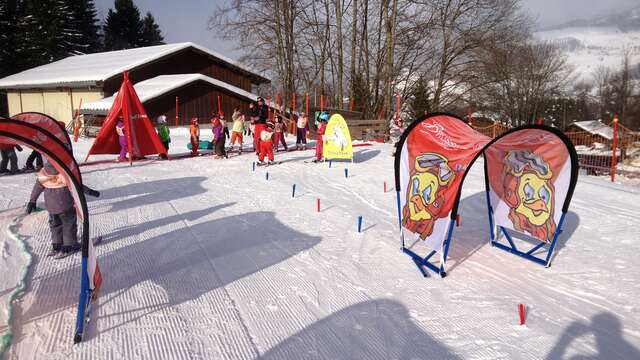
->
252, 162, 256, 171
358, 216, 363, 232
344, 168, 348, 178
395, 191, 404, 248
266, 172, 269, 180
292, 184, 296, 198
329, 160, 332, 168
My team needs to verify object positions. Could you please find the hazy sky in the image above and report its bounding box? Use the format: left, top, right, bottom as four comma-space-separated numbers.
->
94, 0, 640, 59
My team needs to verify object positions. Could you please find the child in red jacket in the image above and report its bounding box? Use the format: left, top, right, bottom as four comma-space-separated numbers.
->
312, 112, 329, 163
258, 122, 276, 165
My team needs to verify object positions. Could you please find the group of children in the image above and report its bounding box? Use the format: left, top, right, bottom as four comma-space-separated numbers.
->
185, 96, 321, 166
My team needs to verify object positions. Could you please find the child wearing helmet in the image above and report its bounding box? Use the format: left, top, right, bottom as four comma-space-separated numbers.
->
157, 115, 170, 156
313, 112, 330, 162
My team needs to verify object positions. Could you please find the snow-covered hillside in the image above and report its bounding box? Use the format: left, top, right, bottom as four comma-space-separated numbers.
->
535, 26, 640, 81
1, 133, 639, 359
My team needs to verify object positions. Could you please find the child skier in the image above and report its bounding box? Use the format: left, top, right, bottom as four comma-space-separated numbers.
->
273, 115, 288, 152
296, 112, 309, 151
157, 115, 171, 154
190, 118, 200, 156
115, 118, 128, 162
212, 117, 228, 159
258, 122, 276, 165
231, 106, 244, 153
0, 143, 21, 174
26, 162, 80, 258
313, 112, 330, 163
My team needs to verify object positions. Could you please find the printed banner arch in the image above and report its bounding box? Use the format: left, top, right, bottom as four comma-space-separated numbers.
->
0, 117, 101, 343
393, 113, 578, 278
323, 114, 353, 160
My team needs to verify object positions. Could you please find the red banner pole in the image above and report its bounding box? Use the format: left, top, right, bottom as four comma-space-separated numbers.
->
292, 92, 296, 113
305, 93, 309, 116
396, 94, 400, 118
320, 95, 324, 112
611, 115, 619, 183
175, 96, 179, 127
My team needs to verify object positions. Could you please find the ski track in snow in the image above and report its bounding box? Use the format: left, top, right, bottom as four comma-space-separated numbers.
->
0, 133, 638, 359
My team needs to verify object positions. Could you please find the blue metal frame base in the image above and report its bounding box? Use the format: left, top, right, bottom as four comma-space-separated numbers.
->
402, 247, 446, 278
491, 211, 566, 268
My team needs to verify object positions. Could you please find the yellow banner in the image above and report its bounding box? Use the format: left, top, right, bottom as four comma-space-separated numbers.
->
323, 114, 353, 159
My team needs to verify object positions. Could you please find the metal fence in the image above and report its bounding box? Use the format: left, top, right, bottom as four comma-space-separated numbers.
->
471, 121, 640, 182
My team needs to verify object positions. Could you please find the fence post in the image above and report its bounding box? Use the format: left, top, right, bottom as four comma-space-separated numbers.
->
611, 115, 619, 183
175, 96, 179, 127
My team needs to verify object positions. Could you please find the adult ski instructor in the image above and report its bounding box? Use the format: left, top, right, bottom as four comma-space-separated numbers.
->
254, 97, 268, 156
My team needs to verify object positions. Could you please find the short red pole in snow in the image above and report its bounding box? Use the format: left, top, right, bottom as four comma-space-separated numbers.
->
305, 93, 309, 116
518, 304, 525, 325
384, 181, 387, 193
456, 214, 460, 227
316, 198, 320, 212
611, 115, 619, 183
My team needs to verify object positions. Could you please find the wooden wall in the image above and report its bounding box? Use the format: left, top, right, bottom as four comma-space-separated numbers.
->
103, 48, 258, 95
144, 80, 253, 126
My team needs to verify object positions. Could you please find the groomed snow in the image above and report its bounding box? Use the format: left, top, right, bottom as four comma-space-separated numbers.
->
1, 131, 639, 359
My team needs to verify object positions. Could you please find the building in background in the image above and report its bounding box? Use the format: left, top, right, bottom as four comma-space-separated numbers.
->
0, 43, 270, 125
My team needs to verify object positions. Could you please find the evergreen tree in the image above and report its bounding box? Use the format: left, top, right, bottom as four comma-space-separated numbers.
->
140, 12, 164, 46
19, 0, 75, 67
66, 0, 102, 54
0, 0, 26, 77
103, 0, 143, 50
409, 74, 432, 119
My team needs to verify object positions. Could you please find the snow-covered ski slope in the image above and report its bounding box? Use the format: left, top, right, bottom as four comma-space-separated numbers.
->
535, 26, 640, 81
0, 132, 639, 359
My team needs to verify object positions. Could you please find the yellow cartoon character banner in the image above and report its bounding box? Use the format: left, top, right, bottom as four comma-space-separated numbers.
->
323, 114, 353, 160
397, 114, 490, 252
485, 129, 572, 243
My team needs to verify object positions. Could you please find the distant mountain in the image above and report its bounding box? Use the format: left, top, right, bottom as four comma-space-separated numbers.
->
544, 5, 640, 31
534, 5, 640, 83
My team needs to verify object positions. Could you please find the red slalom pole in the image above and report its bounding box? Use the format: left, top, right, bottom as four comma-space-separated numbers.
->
292, 92, 296, 113
468, 106, 473, 126
518, 304, 525, 325
316, 198, 320, 212
611, 115, 619, 182
456, 214, 461, 227
384, 181, 387, 193
305, 93, 309, 115
320, 95, 324, 112
217, 95, 221, 115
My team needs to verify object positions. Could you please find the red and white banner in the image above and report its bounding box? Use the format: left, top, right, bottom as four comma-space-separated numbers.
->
485, 129, 573, 243
397, 114, 490, 252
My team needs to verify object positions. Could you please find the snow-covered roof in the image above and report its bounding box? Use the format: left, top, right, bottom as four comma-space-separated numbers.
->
81, 74, 259, 113
569, 120, 613, 140
0, 42, 269, 89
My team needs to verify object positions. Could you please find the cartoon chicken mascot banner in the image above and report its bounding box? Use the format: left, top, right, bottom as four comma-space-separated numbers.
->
394, 113, 578, 277
485, 129, 575, 243
323, 114, 353, 160
396, 114, 490, 262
